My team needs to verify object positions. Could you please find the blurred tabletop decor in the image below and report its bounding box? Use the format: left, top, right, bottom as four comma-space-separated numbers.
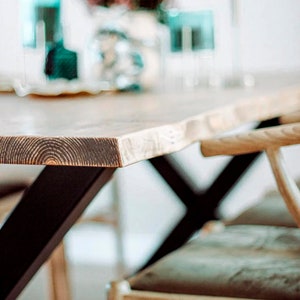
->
6, 0, 163, 96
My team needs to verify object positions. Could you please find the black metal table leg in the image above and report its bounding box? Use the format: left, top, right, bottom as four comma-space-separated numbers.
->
141, 152, 261, 270
0, 165, 115, 300
141, 118, 279, 270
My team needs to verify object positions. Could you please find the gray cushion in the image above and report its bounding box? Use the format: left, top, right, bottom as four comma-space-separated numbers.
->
129, 225, 300, 299
227, 196, 296, 227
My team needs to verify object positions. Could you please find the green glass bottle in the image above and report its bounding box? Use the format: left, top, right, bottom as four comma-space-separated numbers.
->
21, 0, 78, 80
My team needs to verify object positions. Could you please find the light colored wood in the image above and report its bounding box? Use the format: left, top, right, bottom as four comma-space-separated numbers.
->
111, 174, 125, 276
107, 280, 252, 300
266, 148, 300, 227
108, 280, 132, 300
280, 110, 300, 124
200, 120, 300, 228
0, 73, 299, 167
47, 243, 71, 300
201, 122, 300, 157
123, 292, 251, 300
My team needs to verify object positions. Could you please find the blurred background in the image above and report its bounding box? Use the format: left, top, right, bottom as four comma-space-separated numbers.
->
0, 0, 299, 299
1, 0, 300, 89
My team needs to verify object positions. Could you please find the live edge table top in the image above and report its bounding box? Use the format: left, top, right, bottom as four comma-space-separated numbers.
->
0, 73, 299, 168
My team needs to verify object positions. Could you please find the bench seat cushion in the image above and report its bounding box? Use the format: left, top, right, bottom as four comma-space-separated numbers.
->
129, 225, 300, 299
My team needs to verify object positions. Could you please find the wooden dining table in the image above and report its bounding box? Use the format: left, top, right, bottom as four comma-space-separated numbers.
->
0, 72, 299, 299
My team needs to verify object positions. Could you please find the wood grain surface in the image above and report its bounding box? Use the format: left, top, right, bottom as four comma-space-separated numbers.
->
0, 73, 299, 167
201, 122, 300, 157
280, 110, 300, 124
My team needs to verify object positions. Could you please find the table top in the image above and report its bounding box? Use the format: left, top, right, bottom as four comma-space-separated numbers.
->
0, 72, 299, 167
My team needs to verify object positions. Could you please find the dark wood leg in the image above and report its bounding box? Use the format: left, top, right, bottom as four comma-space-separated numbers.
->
0, 165, 115, 300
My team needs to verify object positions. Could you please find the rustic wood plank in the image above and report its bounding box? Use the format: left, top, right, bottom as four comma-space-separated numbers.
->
266, 148, 300, 227
280, 110, 300, 124
201, 122, 300, 157
0, 73, 299, 167
47, 242, 71, 300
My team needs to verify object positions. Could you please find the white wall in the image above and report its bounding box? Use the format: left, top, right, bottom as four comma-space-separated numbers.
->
0, 0, 23, 75
240, 0, 300, 72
